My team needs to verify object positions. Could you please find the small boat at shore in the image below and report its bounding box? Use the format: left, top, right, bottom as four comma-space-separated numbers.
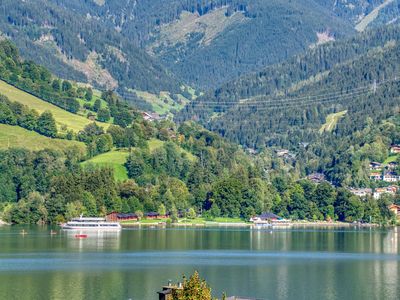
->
61, 216, 121, 231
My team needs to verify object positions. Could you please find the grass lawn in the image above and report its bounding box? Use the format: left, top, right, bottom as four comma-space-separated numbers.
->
81, 150, 129, 181
140, 219, 170, 224
0, 124, 86, 152
179, 218, 206, 224
0, 80, 109, 132
384, 155, 399, 164
212, 217, 245, 223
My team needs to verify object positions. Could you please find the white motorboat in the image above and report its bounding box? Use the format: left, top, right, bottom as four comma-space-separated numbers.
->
61, 216, 121, 231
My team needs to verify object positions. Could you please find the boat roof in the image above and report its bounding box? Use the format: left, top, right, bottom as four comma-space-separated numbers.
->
71, 217, 106, 221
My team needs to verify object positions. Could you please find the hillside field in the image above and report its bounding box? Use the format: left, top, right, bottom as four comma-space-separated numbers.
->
81, 150, 130, 181
0, 80, 109, 132
0, 124, 86, 152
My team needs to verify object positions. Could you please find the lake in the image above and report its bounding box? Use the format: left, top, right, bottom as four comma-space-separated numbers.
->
0, 226, 399, 300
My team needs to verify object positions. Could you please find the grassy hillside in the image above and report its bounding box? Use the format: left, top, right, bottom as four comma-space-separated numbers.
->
0, 80, 109, 132
81, 150, 130, 181
319, 111, 347, 133
81, 139, 197, 181
0, 124, 86, 152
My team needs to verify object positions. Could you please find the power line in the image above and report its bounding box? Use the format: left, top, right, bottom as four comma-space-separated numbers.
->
187, 74, 400, 108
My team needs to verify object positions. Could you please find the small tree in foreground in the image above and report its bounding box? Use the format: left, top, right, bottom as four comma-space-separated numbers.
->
172, 271, 212, 300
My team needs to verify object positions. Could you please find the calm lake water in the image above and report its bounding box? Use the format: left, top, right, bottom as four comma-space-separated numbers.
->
0, 226, 399, 300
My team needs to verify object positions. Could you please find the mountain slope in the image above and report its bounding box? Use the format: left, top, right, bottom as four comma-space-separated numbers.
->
0, 0, 180, 94
177, 25, 400, 147
39, 0, 355, 90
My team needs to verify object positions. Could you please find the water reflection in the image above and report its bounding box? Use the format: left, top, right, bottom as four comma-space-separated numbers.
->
63, 230, 121, 251
0, 226, 399, 300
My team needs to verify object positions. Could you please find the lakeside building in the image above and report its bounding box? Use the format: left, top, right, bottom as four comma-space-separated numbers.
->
145, 212, 169, 219
157, 282, 183, 300
106, 212, 138, 222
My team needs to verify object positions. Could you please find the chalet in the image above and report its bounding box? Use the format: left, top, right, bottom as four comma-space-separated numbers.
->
106, 212, 138, 222
382, 172, 399, 183
142, 111, 163, 122
389, 204, 400, 217
145, 212, 169, 219
145, 212, 160, 219
390, 145, 400, 154
369, 162, 382, 170
370, 172, 382, 181
349, 188, 372, 197
246, 148, 258, 155
373, 186, 398, 199
275, 149, 289, 157
307, 173, 326, 183
387, 161, 398, 170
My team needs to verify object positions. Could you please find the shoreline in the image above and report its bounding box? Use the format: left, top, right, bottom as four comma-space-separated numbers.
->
121, 220, 381, 228
0, 219, 10, 226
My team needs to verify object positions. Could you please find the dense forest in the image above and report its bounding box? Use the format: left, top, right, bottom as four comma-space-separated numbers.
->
0, 0, 180, 94
43, 0, 400, 89
177, 25, 400, 186
0, 41, 397, 225
2, 1, 399, 93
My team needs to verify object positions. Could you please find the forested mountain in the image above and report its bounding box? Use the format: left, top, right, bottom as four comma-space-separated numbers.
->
2, 0, 399, 92
0, 0, 180, 94
177, 25, 400, 186
44, 0, 400, 90
49, 0, 354, 89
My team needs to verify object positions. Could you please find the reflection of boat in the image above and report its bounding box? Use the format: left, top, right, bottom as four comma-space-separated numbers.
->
61, 216, 121, 231
250, 212, 292, 228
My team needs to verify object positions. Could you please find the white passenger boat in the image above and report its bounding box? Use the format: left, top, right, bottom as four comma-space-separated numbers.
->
61, 216, 121, 231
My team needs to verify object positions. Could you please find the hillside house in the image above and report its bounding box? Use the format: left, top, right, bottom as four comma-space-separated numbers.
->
349, 188, 372, 197
142, 112, 163, 122
389, 204, 400, 217
387, 161, 398, 170
307, 173, 326, 183
373, 186, 398, 199
275, 149, 289, 157
370, 172, 382, 181
369, 162, 382, 170
383, 172, 399, 182
390, 145, 400, 154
